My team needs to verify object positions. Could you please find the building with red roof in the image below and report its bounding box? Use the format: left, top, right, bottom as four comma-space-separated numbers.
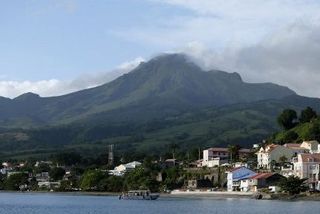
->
240, 173, 284, 192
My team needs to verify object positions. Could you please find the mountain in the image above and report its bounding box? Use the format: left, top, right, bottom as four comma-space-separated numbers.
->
0, 54, 296, 128
1, 96, 319, 160
1, 53, 320, 159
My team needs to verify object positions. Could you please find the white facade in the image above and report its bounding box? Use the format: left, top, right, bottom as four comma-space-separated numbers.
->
240, 179, 253, 192
38, 181, 61, 189
110, 161, 142, 176
256, 144, 294, 169
292, 153, 320, 190
300, 140, 319, 154
284, 144, 308, 156
202, 148, 231, 167
226, 167, 256, 192
203, 157, 228, 167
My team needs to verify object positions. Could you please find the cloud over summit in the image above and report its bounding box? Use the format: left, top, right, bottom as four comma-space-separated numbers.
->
182, 22, 320, 97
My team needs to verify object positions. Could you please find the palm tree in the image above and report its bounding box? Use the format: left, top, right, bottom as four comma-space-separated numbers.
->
170, 143, 179, 159
228, 144, 241, 163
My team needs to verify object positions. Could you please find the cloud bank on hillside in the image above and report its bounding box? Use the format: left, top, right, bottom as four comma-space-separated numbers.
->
0, 57, 144, 98
181, 22, 320, 97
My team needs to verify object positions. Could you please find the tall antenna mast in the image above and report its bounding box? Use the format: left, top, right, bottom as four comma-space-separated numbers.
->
108, 144, 114, 166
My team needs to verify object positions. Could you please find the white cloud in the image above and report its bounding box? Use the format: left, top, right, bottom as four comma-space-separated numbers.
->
181, 22, 320, 97
0, 57, 145, 99
122, 0, 319, 49
117, 57, 145, 70
126, 0, 320, 98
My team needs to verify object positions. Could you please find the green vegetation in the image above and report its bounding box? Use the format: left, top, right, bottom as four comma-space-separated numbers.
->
3, 173, 28, 191
80, 170, 105, 191
1, 54, 320, 160
49, 167, 66, 181
299, 106, 317, 123
279, 176, 308, 195
273, 107, 320, 144
0, 54, 295, 128
277, 109, 298, 130
227, 144, 241, 162
1, 101, 320, 160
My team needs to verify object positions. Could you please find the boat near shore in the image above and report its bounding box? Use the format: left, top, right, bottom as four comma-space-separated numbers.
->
119, 190, 160, 200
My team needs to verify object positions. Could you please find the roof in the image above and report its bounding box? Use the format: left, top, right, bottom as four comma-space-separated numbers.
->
207, 148, 228, 152
300, 153, 320, 162
229, 166, 244, 172
125, 161, 142, 168
206, 148, 250, 153
228, 166, 256, 181
239, 149, 251, 153
249, 173, 274, 180
284, 143, 301, 148
265, 144, 279, 152
302, 140, 319, 144
284, 143, 306, 150
165, 159, 176, 162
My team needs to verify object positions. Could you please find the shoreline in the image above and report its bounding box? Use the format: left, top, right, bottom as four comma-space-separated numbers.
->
169, 190, 253, 199
169, 190, 320, 201
1, 190, 320, 201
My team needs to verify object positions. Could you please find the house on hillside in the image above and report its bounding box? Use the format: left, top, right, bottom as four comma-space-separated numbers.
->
284, 143, 308, 155
300, 140, 319, 154
1, 162, 13, 175
163, 159, 178, 168
256, 144, 294, 169
226, 166, 256, 191
38, 181, 61, 190
109, 161, 142, 176
292, 153, 320, 191
202, 147, 251, 167
36, 172, 50, 182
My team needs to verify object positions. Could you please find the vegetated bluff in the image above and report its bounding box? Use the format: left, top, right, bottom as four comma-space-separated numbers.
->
0, 54, 296, 128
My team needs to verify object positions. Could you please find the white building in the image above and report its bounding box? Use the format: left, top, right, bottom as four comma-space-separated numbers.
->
284, 143, 308, 155
292, 153, 320, 191
256, 144, 294, 169
240, 173, 284, 192
226, 166, 256, 192
202, 157, 228, 168
202, 147, 250, 167
38, 181, 61, 189
300, 140, 319, 154
109, 161, 142, 176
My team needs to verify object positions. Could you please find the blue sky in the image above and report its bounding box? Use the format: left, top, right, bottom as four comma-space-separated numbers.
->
1, 0, 320, 98
0, 0, 185, 81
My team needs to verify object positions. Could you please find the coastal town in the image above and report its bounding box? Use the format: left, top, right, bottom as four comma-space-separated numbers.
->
1, 139, 320, 198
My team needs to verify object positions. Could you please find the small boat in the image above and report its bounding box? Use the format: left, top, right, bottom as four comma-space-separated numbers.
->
119, 190, 160, 200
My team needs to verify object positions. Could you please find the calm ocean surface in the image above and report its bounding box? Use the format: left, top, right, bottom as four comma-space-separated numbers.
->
0, 192, 319, 214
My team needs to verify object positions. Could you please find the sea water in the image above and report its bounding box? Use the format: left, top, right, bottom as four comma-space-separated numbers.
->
0, 192, 319, 214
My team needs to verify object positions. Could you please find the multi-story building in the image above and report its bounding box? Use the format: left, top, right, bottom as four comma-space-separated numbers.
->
109, 161, 142, 176
292, 153, 320, 191
240, 173, 284, 192
284, 143, 308, 155
300, 140, 319, 154
202, 147, 250, 167
226, 166, 256, 192
256, 144, 294, 169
